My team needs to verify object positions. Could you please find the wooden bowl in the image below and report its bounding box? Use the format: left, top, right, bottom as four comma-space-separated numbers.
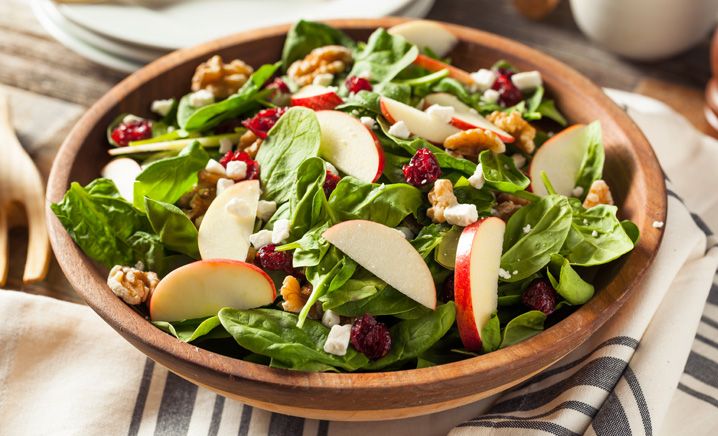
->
46, 18, 666, 421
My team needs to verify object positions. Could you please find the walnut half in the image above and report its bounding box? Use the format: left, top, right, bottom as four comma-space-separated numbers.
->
287, 45, 353, 87
427, 179, 459, 223
443, 128, 506, 158
583, 180, 614, 209
107, 265, 158, 305
486, 110, 536, 154
191, 55, 254, 99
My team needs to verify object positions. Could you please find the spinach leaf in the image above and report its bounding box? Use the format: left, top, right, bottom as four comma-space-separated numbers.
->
126, 231, 166, 273
561, 204, 634, 266
501, 195, 572, 282
298, 246, 357, 326
336, 90, 381, 115
289, 157, 329, 240
281, 20, 355, 70
536, 99, 567, 126
411, 224, 450, 258
349, 28, 419, 84
218, 307, 369, 371
281, 223, 331, 268
328, 285, 429, 319
453, 177, 495, 215
153, 316, 229, 342
367, 302, 456, 370
133, 142, 209, 211
319, 276, 384, 310
500, 310, 546, 348
328, 177, 423, 227
573, 121, 605, 195
144, 197, 199, 259
621, 220, 641, 244
374, 82, 412, 104
481, 312, 502, 353
179, 63, 280, 132
479, 150, 530, 193
255, 107, 321, 203
547, 254, 594, 305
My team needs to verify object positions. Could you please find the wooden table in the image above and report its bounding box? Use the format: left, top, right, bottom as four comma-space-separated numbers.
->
1, 0, 714, 303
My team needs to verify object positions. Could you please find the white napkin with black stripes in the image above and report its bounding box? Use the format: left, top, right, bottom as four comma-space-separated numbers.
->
1, 89, 717, 436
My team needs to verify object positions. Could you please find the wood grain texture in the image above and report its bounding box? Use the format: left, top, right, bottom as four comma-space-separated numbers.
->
44, 18, 667, 420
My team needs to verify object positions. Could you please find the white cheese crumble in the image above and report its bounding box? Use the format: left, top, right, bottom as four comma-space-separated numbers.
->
511, 71, 542, 91
150, 99, 174, 117
122, 114, 143, 124
249, 230, 273, 249
204, 159, 226, 176
322, 309, 341, 328
325, 161, 339, 175
468, 164, 485, 189
591, 230, 599, 237
511, 154, 527, 169
522, 224, 532, 234
426, 104, 455, 124
470, 68, 497, 91
271, 218, 291, 244
482, 88, 500, 104
189, 89, 215, 107
216, 178, 234, 196
360, 116, 376, 129
312, 73, 334, 87
395, 226, 415, 240
444, 203, 479, 227
498, 268, 512, 280
256, 200, 277, 222
652, 220, 665, 229
218, 137, 234, 154
323, 324, 352, 356
226, 160, 247, 180
225, 198, 252, 217
388, 120, 411, 139
571, 186, 584, 198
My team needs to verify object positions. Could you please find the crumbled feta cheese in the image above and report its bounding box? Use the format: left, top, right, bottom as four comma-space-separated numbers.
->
444, 203, 479, 227
205, 159, 226, 176
498, 268, 512, 280
189, 89, 215, 107
511, 154, 527, 169
511, 71, 542, 91
395, 226, 414, 240
322, 310, 341, 328
388, 120, 411, 139
249, 230, 273, 249
468, 164, 485, 189
572, 186, 584, 198
122, 114, 143, 124
151, 99, 174, 117
271, 218, 291, 244
324, 162, 339, 176
652, 220, 665, 229
226, 160, 247, 180
216, 178, 234, 196
225, 198, 252, 217
357, 70, 372, 79
257, 200, 277, 222
218, 137, 234, 154
483, 88, 500, 104
470, 68, 496, 91
591, 230, 599, 237
522, 224, 532, 234
426, 104, 455, 124
312, 73, 334, 87
323, 324, 352, 356
359, 116, 376, 129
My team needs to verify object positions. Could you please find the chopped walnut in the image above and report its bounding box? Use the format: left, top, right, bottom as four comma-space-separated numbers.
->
497, 193, 531, 206
238, 130, 262, 159
493, 201, 523, 221
443, 128, 506, 158
287, 45, 353, 87
107, 265, 158, 305
486, 111, 536, 154
427, 179, 459, 223
280, 276, 305, 313
191, 55, 254, 99
582, 180, 614, 209
178, 170, 223, 221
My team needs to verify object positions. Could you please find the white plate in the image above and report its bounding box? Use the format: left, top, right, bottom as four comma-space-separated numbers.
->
58, 0, 415, 51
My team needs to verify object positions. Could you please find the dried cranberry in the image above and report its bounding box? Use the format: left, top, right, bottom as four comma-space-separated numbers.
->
242, 107, 287, 139
219, 150, 260, 179
350, 314, 391, 360
323, 171, 341, 197
491, 69, 523, 107
266, 77, 290, 94
345, 76, 373, 94
255, 244, 294, 273
440, 275, 455, 303
110, 119, 152, 147
402, 148, 441, 187
522, 279, 558, 315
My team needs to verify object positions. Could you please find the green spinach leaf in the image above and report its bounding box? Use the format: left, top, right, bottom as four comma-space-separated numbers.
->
500, 310, 546, 348
561, 204, 634, 266
281, 20, 355, 70
349, 28, 419, 84
328, 177, 423, 227
479, 150, 530, 193
144, 197, 199, 259
573, 121, 605, 195
153, 315, 229, 342
289, 157, 329, 240
481, 312, 502, 353
547, 254, 594, 305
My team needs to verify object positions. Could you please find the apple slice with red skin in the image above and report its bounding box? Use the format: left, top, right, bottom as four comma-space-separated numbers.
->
424, 93, 514, 143
149, 259, 277, 322
413, 54, 474, 86
529, 124, 588, 196
291, 85, 343, 111
388, 20, 458, 57
323, 220, 437, 310
454, 217, 505, 351
315, 110, 384, 182
101, 157, 141, 202
380, 96, 460, 144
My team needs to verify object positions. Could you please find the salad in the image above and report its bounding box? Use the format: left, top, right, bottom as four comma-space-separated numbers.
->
52, 20, 640, 372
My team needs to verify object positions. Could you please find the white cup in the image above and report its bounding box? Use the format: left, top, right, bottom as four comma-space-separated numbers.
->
570, 0, 718, 61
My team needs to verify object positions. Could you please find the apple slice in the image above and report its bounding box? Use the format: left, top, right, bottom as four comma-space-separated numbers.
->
323, 220, 436, 309
316, 110, 384, 182
101, 158, 141, 202
291, 85, 343, 111
454, 217, 505, 351
413, 54, 474, 86
149, 259, 276, 322
380, 96, 460, 144
388, 20, 458, 57
529, 124, 589, 196
198, 179, 260, 261
424, 93, 514, 143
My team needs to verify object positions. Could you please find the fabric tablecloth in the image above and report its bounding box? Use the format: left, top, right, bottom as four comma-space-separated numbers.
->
1, 89, 717, 436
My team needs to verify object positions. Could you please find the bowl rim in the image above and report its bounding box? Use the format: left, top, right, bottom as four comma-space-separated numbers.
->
46, 17, 666, 406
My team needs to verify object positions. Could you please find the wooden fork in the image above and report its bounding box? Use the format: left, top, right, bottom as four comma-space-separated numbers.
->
0, 92, 51, 287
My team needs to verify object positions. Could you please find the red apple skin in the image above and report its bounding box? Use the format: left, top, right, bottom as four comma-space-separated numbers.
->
366, 127, 385, 182
379, 98, 397, 125
413, 54, 474, 86
291, 92, 343, 111
454, 220, 484, 351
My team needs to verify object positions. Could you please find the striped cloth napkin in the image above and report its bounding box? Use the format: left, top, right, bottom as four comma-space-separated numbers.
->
1, 89, 717, 436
